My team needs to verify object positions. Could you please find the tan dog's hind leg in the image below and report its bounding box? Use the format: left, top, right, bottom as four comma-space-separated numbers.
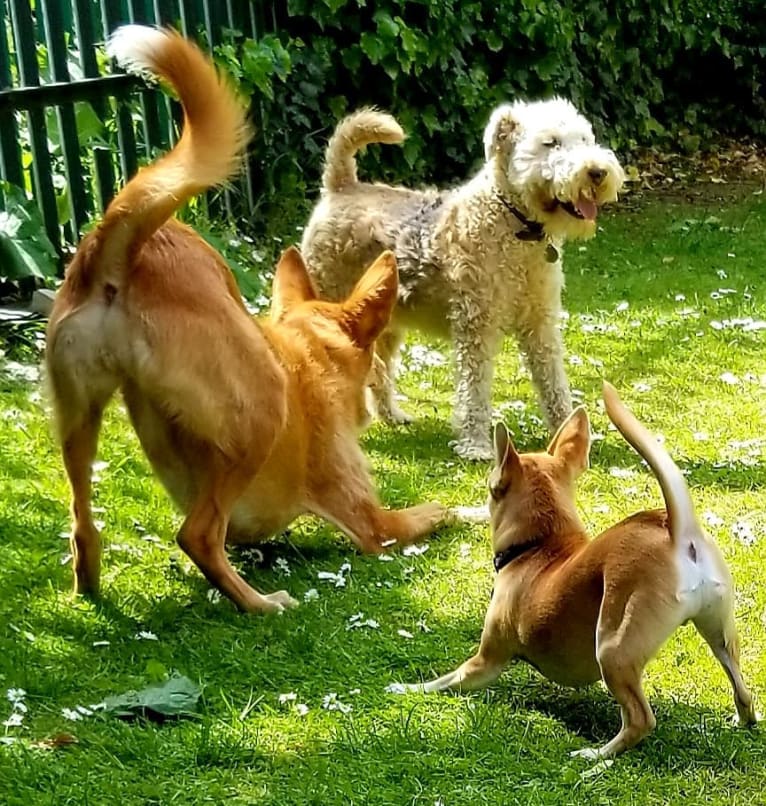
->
61, 407, 110, 597
177, 455, 298, 614
693, 605, 757, 726
47, 330, 118, 597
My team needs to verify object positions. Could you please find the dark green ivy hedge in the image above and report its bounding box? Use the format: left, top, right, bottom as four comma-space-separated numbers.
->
214, 0, 765, 226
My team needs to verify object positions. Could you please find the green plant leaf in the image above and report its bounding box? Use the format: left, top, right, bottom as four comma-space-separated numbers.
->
0, 182, 58, 281
101, 673, 202, 721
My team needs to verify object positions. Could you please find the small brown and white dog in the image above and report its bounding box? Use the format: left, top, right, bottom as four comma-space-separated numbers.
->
392, 382, 756, 757
46, 25, 448, 614
301, 103, 624, 460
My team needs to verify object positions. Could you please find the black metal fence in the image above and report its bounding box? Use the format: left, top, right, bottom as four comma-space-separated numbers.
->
0, 0, 270, 257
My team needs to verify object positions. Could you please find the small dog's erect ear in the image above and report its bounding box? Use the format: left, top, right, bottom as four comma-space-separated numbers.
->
483, 104, 520, 162
341, 250, 398, 347
270, 246, 317, 321
546, 407, 591, 476
489, 421, 522, 498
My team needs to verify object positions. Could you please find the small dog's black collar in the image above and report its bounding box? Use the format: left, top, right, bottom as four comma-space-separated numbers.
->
493, 540, 539, 573
496, 194, 545, 242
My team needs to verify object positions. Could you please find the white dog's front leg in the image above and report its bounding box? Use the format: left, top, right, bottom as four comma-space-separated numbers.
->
515, 316, 572, 431
451, 312, 497, 461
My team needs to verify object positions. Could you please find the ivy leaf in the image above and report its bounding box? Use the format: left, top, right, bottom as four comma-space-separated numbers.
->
0, 181, 58, 281
101, 673, 202, 721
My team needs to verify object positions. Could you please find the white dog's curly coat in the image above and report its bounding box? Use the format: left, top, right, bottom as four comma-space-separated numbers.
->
301, 99, 625, 459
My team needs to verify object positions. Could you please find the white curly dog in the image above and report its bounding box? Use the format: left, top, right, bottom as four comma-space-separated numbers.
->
301, 99, 625, 460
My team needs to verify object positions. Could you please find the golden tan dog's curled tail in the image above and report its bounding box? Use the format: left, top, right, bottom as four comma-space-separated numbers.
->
322, 108, 404, 192
97, 24, 251, 281
602, 381, 699, 542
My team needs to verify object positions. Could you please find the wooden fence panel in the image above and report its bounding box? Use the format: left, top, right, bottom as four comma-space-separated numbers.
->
0, 0, 267, 261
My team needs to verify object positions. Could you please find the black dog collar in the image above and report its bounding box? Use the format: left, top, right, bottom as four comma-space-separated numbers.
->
495, 193, 545, 241
496, 194, 559, 263
493, 541, 539, 573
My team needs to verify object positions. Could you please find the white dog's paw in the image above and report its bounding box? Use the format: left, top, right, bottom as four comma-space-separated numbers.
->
384, 405, 415, 425
450, 438, 494, 462
263, 590, 299, 612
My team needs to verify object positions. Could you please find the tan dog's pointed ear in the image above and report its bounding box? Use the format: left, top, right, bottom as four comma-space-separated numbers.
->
484, 104, 519, 161
341, 250, 398, 347
547, 407, 591, 476
489, 421, 522, 498
271, 246, 317, 321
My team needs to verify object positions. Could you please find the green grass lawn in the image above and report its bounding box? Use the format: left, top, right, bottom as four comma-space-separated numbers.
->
1, 187, 765, 805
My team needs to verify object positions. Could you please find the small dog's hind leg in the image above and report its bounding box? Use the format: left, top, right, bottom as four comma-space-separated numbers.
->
693, 601, 757, 726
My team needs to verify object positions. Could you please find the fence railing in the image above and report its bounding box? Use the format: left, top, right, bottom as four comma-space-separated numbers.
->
0, 0, 271, 260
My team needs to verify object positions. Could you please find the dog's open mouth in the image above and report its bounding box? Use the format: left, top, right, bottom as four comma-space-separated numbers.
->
559, 194, 599, 222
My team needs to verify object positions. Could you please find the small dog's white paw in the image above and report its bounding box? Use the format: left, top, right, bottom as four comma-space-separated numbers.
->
450, 438, 494, 462
570, 747, 603, 761
385, 682, 423, 694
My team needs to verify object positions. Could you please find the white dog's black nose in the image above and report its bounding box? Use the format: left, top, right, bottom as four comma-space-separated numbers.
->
588, 168, 606, 185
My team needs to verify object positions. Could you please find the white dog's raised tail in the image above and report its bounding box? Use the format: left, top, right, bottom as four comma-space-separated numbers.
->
322, 108, 404, 192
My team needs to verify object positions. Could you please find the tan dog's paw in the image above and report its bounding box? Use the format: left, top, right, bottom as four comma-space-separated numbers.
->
262, 590, 300, 613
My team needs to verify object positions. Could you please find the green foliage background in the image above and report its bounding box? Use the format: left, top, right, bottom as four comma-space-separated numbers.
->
214, 0, 765, 227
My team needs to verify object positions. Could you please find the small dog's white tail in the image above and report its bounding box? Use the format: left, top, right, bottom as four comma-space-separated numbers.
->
97, 25, 251, 279
322, 108, 404, 192
602, 381, 699, 542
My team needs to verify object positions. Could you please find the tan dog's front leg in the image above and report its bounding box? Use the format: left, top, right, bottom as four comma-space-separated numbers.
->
309, 475, 447, 553
178, 462, 298, 614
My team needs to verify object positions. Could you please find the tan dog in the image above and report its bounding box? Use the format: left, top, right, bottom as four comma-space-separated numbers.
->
46, 25, 448, 614
394, 382, 756, 757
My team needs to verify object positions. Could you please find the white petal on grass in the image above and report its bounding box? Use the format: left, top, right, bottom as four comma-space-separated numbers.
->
303, 588, 319, 602
609, 467, 636, 479
295, 703, 309, 716
385, 682, 407, 694
2, 712, 23, 728
275, 557, 291, 576
346, 613, 379, 631
207, 589, 222, 604
61, 707, 83, 722
693, 432, 709, 442
134, 630, 158, 641
615, 301, 629, 312
92, 640, 111, 648
703, 511, 724, 528
732, 521, 757, 547
7, 689, 26, 706
675, 294, 686, 301
402, 544, 429, 557
397, 629, 414, 639
378, 554, 395, 562
278, 692, 297, 704
719, 372, 740, 385
633, 382, 652, 392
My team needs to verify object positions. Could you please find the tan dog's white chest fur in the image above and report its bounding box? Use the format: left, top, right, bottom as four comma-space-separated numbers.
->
394, 383, 757, 758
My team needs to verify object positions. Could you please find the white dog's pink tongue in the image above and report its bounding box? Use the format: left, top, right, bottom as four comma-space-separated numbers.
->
576, 194, 598, 221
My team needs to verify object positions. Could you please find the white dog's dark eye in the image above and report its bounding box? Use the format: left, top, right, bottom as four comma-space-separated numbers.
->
543, 138, 561, 148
